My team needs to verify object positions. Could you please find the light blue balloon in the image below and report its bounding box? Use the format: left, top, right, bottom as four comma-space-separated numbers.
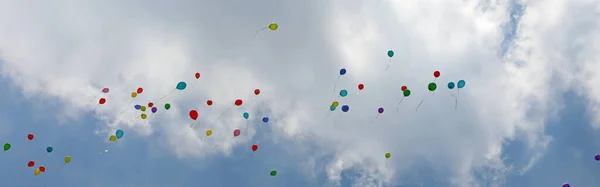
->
457, 80, 466, 89
447, 82, 455, 89
341, 105, 350, 112
176, 81, 187, 90
116, 129, 124, 139
329, 105, 336, 111
339, 90, 348, 97
243, 112, 249, 119
387, 50, 394, 58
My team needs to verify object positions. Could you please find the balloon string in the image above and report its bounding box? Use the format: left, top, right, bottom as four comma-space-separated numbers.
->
92, 104, 99, 114
253, 27, 268, 39
385, 58, 391, 71
190, 80, 199, 89
216, 107, 232, 120
89, 93, 100, 102
118, 99, 135, 114
243, 120, 250, 136
158, 89, 176, 101
396, 97, 405, 112
415, 99, 425, 111
183, 122, 196, 135
332, 76, 341, 94
455, 89, 461, 109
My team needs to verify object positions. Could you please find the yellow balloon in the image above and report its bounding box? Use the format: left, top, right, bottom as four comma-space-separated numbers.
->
131, 92, 137, 98
109, 135, 117, 142
268, 22, 278, 31
385, 152, 391, 159
140, 106, 147, 112
205, 129, 212, 136
34, 168, 41, 175
64, 156, 71, 163
141, 113, 147, 119
332, 101, 339, 107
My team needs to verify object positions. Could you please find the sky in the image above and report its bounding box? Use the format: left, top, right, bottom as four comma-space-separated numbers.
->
0, 0, 599, 187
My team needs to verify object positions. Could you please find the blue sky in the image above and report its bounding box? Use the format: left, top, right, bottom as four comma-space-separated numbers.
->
1, 0, 600, 187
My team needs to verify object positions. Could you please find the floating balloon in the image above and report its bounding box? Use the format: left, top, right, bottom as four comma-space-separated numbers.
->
457, 79, 466, 88
339, 68, 346, 75
339, 90, 348, 97
341, 105, 350, 112
403, 89, 411, 97
562, 183, 570, 187
116, 129, 124, 139
189, 110, 199, 120
131, 92, 138, 98
109, 135, 117, 142
595, 154, 600, 161
387, 50, 394, 58
270, 170, 277, 176
269, 22, 278, 31
102, 88, 109, 93
263, 117, 269, 123
433, 71, 440, 78
28, 160, 35, 167
46, 146, 53, 153
137, 87, 144, 94
99, 98, 106, 104
385, 152, 391, 159
207, 100, 213, 106
195, 72, 200, 79
252, 144, 258, 152
3, 143, 10, 151
64, 156, 71, 163
39, 165, 46, 172
206, 129, 212, 136
428, 82, 437, 91
134, 105, 141, 110
448, 82, 455, 89
233, 129, 241, 137
401, 85, 407, 91
34, 168, 40, 175
329, 105, 336, 111
148, 102, 154, 107
28, 133, 34, 140
140, 106, 147, 112
151, 107, 158, 113
235, 99, 243, 106
358, 84, 364, 90
141, 113, 147, 119
164, 103, 171, 110
254, 89, 261, 95
378, 107, 384, 114
176, 81, 187, 90
243, 112, 249, 119
332, 101, 339, 107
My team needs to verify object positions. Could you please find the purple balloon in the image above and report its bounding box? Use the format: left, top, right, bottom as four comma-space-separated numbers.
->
102, 88, 109, 93
595, 154, 600, 161
151, 107, 157, 113
378, 107, 384, 114
562, 183, 570, 187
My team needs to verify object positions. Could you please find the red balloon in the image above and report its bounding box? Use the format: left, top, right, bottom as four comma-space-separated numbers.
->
136, 87, 143, 94
99, 98, 106, 104
189, 110, 198, 120
358, 84, 364, 90
254, 89, 261, 95
39, 165, 46, 172
233, 129, 241, 137
27, 133, 34, 140
27, 160, 35, 167
148, 102, 154, 107
252, 144, 258, 152
401, 86, 407, 91
433, 71, 440, 78
206, 100, 213, 106
195, 72, 200, 79
234, 99, 243, 106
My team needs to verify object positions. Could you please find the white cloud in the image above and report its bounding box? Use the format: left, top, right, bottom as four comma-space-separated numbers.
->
0, 0, 599, 186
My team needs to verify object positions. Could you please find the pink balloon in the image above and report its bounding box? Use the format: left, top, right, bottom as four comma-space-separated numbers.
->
233, 129, 241, 137
102, 88, 109, 93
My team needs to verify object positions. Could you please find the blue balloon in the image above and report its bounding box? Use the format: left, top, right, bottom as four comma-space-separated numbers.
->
387, 50, 394, 57
176, 81, 187, 90
46, 146, 53, 153
341, 105, 349, 112
447, 82, 455, 89
457, 80, 466, 89
262, 117, 269, 123
329, 105, 336, 111
116, 129, 124, 139
339, 90, 348, 97
134, 105, 141, 110
243, 112, 249, 119
339, 68, 346, 75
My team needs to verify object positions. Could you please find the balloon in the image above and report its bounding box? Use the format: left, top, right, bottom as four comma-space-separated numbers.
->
595, 154, 600, 161
385, 152, 391, 159
176, 81, 187, 90
357, 84, 364, 90
28, 160, 35, 167
252, 144, 258, 152
206, 100, 213, 106
141, 113, 147, 119
64, 156, 71, 163
109, 135, 117, 142
235, 99, 243, 106
433, 71, 440, 78
131, 92, 137, 98
164, 103, 171, 110
189, 110, 199, 120
270, 170, 277, 176
339, 90, 348, 97
401, 85, 407, 91
457, 79, 466, 88
268, 22, 278, 31
136, 87, 143, 94
34, 168, 40, 175
39, 165, 46, 172
254, 89, 261, 95
428, 82, 437, 91
27, 133, 34, 140
339, 68, 346, 75
341, 105, 350, 112
46, 146, 53, 153
3, 143, 10, 151
263, 117, 269, 123
195, 72, 200, 79
243, 112, 249, 119
206, 129, 212, 136
151, 107, 157, 113
387, 50, 394, 57
101, 88, 109, 93
134, 105, 141, 110
403, 89, 411, 97
99, 98, 106, 104
233, 129, 241, 137
148, 102, 154, 107
378, 107, 384, 114
140, 106, 147, 112
116, 129, 124, 139
448, 82, 455, 89
562, 184, 570, 187
329, 105, 336, 111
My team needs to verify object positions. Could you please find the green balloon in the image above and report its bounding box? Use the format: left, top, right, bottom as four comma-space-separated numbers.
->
270, 170, 277, 176
428, 82, 437, 91
164, 103, 171, 110
403, 89, 411, 97
3, 143, 11, 151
